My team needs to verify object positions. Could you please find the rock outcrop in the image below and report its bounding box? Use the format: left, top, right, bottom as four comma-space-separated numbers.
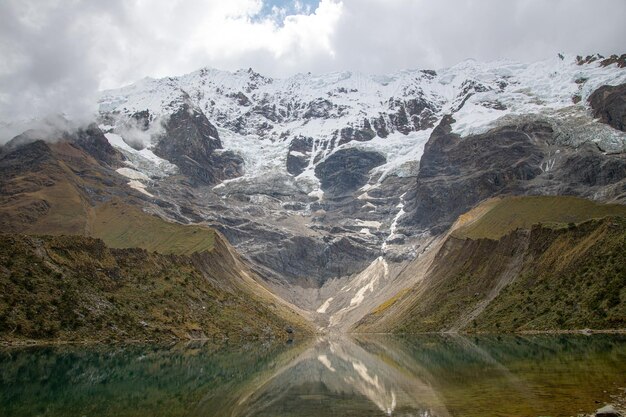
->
315, 148, 386, 197
589, 83, 626, 132
251, 234, 381, 288
70, 124, 124, 166
286, 136, 314, 176
154, 102, 243, 185
402, 115, 626, 235
402, 116, 547, 234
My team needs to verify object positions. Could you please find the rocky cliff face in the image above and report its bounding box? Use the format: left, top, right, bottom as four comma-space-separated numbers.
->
401, 115, 626, 235
589, 83, 626, 132
315, 148, 386, 197
152, 102, 243, 185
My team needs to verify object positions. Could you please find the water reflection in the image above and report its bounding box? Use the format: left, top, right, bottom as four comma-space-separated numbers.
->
228, 336, 450, 417
1, 334, 625, 417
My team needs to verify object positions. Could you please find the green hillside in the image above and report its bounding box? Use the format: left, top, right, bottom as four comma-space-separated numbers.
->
355, 196, 626, 334
0, 234, 310, 344
453, 195, 626, 240
91, 201, 215, 255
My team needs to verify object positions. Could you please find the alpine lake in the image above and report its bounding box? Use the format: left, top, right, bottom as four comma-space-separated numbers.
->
1, 334, 625, 417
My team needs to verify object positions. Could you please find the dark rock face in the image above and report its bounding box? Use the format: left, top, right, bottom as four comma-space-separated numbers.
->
253, 98, 282, 123
451, 80, 490, 113
402, 115, 626, 235
557, 143, 626, 187
371, 115, 389, 138
130, 110, 151, 130
599, 53, 626, 68
304, 98, 334, 119
70, 124, 122, 166
589, 83, 626, 132
154, 103, 243, 185
577, 53, 626, 68
3, 124, 122, 167
387, 97, 438, 135
336, 126, 376, 146
286, 136, 314, 176
232, 92, 251, 106
315, 148, 386, 197
251, 235, 380, 287
402, 116, 547, 234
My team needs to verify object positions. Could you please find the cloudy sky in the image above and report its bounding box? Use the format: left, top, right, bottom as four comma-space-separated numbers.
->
0, 0, 624, 139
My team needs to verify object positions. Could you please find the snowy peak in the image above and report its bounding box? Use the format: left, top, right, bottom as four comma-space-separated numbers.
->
98, 55, 626, 190
100, 55, 626, 132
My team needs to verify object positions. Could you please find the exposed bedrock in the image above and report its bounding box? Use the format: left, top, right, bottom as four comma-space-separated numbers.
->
589, 83, 626, 132
315, 148, 386, 197
286, 136, 314, 176
401, 115, 626, 235
154, 102, 243, 185
250, 235, 381, 288
402, 116, 547, 234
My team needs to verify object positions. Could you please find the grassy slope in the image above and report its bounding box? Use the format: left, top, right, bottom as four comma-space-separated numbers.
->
474, 217, 626, 331
0, 141, 312, 342
91, 201, 215, 255
0, 145, 93, 236
0, 234, 309, 343
0, 141, 216, 255
355, 196, 626, 333
452, 195, 626, 240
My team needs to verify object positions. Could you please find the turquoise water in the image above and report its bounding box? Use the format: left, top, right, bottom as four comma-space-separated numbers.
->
1, 334, 625, 416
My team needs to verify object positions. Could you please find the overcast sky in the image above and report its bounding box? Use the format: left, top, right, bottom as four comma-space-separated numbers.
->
0, 0, 625, 139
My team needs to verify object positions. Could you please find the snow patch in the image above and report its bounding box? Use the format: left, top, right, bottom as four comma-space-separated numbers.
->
383, 193, 406, 251
127, 180, 153, 197
318, 355, 336, 372
116, 167, 150, 181
105, 133, 177, 178
349, 257, 388, 307
316, 297, 334, 314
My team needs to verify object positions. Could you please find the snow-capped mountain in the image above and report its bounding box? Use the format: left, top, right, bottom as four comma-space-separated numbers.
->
100, 54, 626, 184
96, 54, 626, 329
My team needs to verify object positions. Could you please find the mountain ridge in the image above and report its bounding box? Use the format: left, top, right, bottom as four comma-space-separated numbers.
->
1, 54, 626, 338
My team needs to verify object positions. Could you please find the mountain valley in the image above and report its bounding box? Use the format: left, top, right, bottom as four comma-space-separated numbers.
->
1, 54, 626, 342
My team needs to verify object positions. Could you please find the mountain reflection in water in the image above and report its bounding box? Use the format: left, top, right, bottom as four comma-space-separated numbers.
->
1, 334, 625, 417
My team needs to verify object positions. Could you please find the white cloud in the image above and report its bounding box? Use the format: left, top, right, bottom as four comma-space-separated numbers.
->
1, 0, 625, 142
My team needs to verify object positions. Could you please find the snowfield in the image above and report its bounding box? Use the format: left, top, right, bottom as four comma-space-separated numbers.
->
99, 55, 626, 198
